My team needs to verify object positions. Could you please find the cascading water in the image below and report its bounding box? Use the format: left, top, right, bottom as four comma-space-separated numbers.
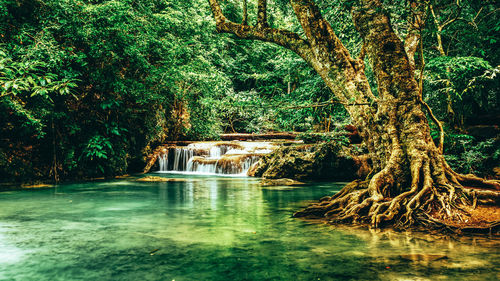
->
158, 152, 168, 171
157, 141, 276, 175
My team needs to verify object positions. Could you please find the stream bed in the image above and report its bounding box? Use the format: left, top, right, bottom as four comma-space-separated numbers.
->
0, 174, 498, 280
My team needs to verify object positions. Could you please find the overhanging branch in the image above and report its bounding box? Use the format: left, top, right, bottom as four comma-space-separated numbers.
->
208, 0, 311, 60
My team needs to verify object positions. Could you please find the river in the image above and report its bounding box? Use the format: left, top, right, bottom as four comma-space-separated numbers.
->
0, 174, 498, 280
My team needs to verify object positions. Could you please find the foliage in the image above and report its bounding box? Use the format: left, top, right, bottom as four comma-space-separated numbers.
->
443, 135, 500, 177
424, 56, 499, 131
297, 131, 350, 145
0, 0, 234, 180
0, 0, 498, 182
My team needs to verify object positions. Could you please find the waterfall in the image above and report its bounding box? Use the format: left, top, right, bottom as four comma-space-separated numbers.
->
157, 141, 276, 175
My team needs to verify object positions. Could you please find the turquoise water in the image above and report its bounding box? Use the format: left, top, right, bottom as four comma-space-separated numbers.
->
0, 174, 498, 281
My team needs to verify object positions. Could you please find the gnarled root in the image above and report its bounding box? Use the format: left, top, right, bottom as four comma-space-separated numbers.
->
294, 152, 500, 232
293, 180, 369, 218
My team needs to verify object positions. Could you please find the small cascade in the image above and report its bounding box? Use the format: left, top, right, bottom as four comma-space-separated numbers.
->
172, 148, 194, 171
157, 141, 276, 175
158, 152, 168, 171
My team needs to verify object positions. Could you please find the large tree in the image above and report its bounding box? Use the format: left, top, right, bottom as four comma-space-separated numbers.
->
208, 0, 499, 230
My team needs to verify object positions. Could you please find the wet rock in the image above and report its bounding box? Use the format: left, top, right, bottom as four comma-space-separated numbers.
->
247, 162, 260, 177
399, 254, 447, 262
136, 176, 169, 182
261, 178, 305, 186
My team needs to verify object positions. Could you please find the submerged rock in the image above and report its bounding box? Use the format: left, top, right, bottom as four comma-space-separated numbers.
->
21, 184, 54, 189
399, 254, 447, 262
261, 178, 305, 186
251, 143, 370, 181
136, 176, 189, 182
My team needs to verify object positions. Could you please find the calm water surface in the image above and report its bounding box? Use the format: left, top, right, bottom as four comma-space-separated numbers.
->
0, 174, 498, 281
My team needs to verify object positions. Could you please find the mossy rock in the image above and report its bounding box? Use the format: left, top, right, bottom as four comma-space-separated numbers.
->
252, 143, 366, 181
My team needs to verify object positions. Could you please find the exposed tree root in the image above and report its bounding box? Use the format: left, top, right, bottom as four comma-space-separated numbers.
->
452, 172, 500, 191
294, 152, 500, 234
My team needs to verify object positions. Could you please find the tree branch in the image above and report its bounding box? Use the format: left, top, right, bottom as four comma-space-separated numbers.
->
242, 0, 248, 25
289, 0, 377, 103
429, 4, 446, 56
208, 0, 311, 61
0, 92, 12, 98
404, 0, 426, 72
441, 3, 462, 29
290, 0, 344, 60
429, 2, 462, 56
208, 0, 376, 108
283, 99, 373, 110
257, 0, 268, 28
475, 8, 499, 25
413, 9, 444, 153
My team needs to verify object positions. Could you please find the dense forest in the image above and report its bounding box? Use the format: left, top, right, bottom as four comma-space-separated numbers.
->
1, 0, 499, 185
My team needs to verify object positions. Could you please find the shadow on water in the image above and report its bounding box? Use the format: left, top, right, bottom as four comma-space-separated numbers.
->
0, 174, 498, 280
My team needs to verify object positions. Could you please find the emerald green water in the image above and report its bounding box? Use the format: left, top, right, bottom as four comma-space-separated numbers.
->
0, 175, 498, 281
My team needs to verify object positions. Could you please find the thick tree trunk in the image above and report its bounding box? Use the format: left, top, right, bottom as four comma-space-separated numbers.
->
207, 0, 500, 231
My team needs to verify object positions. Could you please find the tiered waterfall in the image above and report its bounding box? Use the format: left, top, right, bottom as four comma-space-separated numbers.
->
157, 141, 276, 175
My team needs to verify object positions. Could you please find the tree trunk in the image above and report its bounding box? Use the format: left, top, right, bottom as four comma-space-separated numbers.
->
207, 0, 500, 230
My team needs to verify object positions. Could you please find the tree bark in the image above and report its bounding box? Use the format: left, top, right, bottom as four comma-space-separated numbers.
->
207, 0, 500, 230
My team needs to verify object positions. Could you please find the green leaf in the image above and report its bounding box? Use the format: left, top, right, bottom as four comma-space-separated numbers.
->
27, 76, 35, 85
3, 81, 12, 90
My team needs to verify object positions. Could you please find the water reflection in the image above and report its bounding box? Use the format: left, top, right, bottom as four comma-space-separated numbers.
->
0, 224, 26, 265
0, 175, 498, 281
